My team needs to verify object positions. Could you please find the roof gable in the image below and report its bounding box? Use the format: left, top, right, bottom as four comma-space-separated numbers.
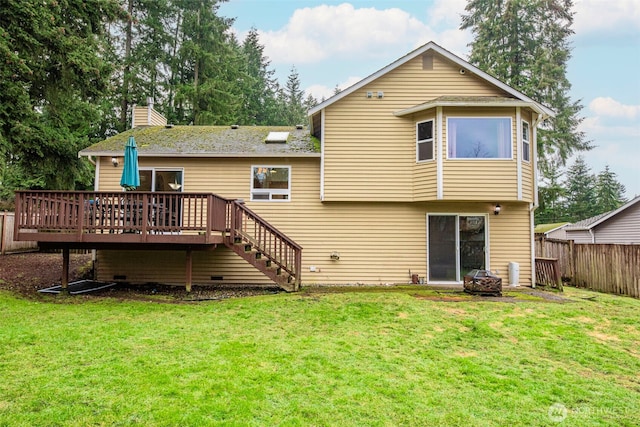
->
566, 196, 640, 231
308, 41, 554, 118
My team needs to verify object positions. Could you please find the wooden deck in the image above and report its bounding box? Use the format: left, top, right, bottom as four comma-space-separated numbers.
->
14, 191, 302, 291
14, 191, 228, 248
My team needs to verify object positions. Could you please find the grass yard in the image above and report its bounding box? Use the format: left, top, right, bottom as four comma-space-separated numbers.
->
0, 287, 639, 426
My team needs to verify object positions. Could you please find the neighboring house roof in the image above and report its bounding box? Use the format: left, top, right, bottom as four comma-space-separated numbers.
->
534, 222, 570, 235
308, 41, 555, 118
80, 125, 320, 158
565, 196, 640, 231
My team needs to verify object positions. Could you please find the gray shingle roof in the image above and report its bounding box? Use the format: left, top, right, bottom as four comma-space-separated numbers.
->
80, 125, 320, 157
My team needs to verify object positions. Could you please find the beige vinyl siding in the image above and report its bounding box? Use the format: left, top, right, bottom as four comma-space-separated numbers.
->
95, 156, 533, 286
414, 162, 437, 200
132, 106, 167, 127
487, 203, 533, 284
323, 53, 511, 202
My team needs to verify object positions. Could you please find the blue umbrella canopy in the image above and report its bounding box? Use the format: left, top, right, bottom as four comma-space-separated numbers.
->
120, 136, 140, 190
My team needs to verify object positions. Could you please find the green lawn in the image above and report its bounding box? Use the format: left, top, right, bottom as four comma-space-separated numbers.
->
1, 287, 638, 426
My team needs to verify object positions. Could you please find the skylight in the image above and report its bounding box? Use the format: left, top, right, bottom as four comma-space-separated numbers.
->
265, 131, 289, 143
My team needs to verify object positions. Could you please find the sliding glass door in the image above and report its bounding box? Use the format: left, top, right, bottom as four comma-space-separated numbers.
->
428, 215, 487, 282
139, 168, 183, 229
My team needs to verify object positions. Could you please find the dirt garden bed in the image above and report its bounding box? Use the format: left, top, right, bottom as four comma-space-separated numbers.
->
0, 252, 280, 302
1, 252, 571, 303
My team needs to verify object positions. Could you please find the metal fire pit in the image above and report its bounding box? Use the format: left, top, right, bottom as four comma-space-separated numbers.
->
463, 269, 502, 296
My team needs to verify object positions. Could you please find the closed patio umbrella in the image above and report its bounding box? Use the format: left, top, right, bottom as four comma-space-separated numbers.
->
120, 136, 140, 190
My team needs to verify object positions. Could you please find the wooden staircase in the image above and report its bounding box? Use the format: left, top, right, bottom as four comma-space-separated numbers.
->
223, 200, 302, 292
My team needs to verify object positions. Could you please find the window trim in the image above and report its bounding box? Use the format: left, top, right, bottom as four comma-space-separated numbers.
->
416, 119, 435, 162
522, 120, 531, 163
250, 165, 291, 202
446, 116, 513, 160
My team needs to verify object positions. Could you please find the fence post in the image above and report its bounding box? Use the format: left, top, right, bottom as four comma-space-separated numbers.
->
569, 239, 575, 283
1, 211, 6, 255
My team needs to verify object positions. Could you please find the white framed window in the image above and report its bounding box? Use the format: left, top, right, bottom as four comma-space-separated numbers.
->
447, 117, 512, 159
139, 168, 183, 192
416, 119, 434, 162
251, 166, 291, 201
522, 121, 531, 162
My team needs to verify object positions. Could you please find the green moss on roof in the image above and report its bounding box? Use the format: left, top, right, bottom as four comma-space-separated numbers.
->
534, 222, 570, 234
81, 125, 318, 156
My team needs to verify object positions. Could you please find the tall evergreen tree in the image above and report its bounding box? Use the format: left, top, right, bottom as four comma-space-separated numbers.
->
0, 0, 121, 193
238, 28, 278, 125
461, 0, 591, 173
535, 159, 567, 223
171, 0, 239, 125
283, 66, 306, 125
595, 165, 627, 213
564, 156, 596, 222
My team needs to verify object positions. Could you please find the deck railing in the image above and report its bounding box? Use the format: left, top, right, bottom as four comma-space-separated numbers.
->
534, 257, 563, 290
14, 191, 229, 237
14, 191, 302, 287
227, 200, 302, 285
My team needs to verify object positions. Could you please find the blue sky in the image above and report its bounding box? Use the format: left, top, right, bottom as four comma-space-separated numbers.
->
219, 0, 640, 198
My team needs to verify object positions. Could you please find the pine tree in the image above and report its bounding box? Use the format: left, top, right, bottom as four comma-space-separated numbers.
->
0, 0, 121, 192
535, 159, 567, 223
284, 66, 306, 125
238, 28, 278, 125
564, 156, 597, 222
595, 165, 627, 213
171, 0, 240, 125
461, 0, 591, 173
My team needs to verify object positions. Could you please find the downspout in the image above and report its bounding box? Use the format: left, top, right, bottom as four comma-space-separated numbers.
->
589, 229, 596, 243
320, 109, 325, 201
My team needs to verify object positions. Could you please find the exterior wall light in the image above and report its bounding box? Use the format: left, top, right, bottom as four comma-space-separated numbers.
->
111, 157, 119, 167
494, 204, 501, 215
330, 251, 340, 260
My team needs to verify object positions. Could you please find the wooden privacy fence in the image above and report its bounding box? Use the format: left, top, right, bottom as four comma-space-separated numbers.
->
0, 212, 38, 254
535, 237, 573, 279
535, 236, 639, 299
572, 244, 640, 299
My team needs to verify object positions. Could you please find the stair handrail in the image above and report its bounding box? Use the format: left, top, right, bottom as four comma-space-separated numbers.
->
227, 199, 302, 284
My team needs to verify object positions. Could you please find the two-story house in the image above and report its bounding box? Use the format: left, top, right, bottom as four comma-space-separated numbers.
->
14, 42, 553, 290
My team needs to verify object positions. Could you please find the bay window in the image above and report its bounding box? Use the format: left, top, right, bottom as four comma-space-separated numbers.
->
447, 117, 512, 159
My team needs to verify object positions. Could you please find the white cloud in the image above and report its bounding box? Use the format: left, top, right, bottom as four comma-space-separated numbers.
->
257, 2, 471, 66
305, 75, 363, 101
259, 4, 431, 64
574, 0, 640, 36
427, 0, 467, 28
589, 97, 640, 120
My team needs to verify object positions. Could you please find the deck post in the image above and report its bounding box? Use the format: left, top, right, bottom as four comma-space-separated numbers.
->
62, 247, 70, 292
185, 248, 192, 293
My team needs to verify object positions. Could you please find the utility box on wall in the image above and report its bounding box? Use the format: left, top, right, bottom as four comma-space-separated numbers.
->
508, 262, 520, 286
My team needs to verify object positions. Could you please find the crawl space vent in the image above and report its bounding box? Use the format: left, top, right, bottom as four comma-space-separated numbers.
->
265, 131, 289, 143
